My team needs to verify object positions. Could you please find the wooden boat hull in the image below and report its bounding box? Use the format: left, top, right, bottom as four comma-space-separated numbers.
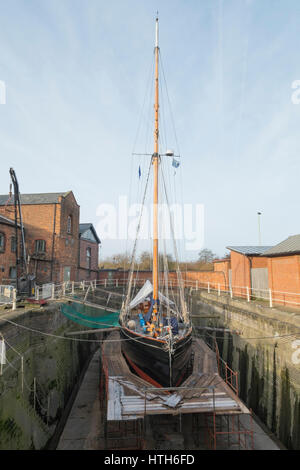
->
120, 326, 193, 388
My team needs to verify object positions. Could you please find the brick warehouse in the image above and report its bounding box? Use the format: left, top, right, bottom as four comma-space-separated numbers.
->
263, 235, 300, 306
0, 215, 21, 283
78, 223, 101, 281
226, 246, 271, 297
0, 192, 101, 285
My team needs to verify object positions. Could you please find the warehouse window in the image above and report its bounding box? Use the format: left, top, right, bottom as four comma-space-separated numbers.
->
35, 239, 46, 253
86, 247, 91, 270
11, 236, 16, 253
9, 266, 16, 279
67, 215, 72, 234
0, 233, 5, 252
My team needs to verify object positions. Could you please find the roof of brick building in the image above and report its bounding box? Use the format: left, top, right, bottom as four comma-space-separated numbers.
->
0, 215, 20, 227
262, 235, 300, 256
226, 246, 272, 255
79, 223, 101, 244
0, 192, 71, 206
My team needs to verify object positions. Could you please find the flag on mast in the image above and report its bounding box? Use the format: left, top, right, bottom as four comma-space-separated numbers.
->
172, 158, 180, 169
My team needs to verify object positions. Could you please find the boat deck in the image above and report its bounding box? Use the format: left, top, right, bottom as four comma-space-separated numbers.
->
102, 331, 250, 421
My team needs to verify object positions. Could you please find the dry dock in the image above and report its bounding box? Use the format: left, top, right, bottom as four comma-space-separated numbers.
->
57, 333, 281, 450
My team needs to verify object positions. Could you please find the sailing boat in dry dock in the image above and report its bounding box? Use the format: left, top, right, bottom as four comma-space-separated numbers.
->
119, 17, 193, 388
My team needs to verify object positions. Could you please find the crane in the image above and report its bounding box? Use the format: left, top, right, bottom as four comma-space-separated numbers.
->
9, 168, 29, 295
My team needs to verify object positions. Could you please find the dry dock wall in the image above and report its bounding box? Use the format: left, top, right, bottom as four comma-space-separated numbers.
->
191, 290, 300, 450
0, 303, 97, 450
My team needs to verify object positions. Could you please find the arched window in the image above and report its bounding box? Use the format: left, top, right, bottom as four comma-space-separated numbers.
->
0, 233, 5, 252
86, 247, 91, 270
67, 215, 72, 234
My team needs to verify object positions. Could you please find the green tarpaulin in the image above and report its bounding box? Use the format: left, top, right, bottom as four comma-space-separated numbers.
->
60, 302, 120, 329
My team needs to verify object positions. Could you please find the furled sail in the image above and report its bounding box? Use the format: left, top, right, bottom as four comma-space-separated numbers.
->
129, 279, 175, 310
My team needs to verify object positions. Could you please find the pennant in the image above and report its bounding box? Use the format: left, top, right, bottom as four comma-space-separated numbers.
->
172, 158, 180, 169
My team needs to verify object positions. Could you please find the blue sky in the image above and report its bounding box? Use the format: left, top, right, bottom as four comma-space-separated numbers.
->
1, 0, 300, 261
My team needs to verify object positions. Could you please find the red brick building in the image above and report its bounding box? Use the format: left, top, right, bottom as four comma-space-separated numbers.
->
0, 215, 21, 283
263, 235, 300, 306
78, 223, 101, 281
226, 246, 271, 297
213, 258, 231, 289
0, 192, 100, 285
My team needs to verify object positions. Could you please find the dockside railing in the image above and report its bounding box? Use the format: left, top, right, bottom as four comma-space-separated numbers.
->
2, 275, 300, 312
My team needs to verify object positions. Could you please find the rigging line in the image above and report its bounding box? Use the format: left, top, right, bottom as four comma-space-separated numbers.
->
132, 50, 155, 155
195, 327, 300, 341
1, 356, 20, 375
160, 165, 188, 322
145, 60, 155, 156
136, 60, 154, 227
126, 54, 155, 285
123, 158, 153, 314
0, 316, 171, 347
3, 337, 23, 357
159, 49, 181, 155
75, 290, 124, 303
120, 327, 172, 352
159, 50, 185, 265
158, 72, 168, 152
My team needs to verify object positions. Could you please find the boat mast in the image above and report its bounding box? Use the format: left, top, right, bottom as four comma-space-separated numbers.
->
153, 15, 159, 312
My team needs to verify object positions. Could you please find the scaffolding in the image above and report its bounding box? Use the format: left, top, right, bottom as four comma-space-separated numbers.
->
99, 331, 254, 450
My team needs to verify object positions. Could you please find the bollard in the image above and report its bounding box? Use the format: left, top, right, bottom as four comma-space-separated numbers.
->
35, 287, 39, 301
208, 282, 210, 294
269, 289, 273, 308
116, 279, 118, 288
246, 286, 250, 302
12, 288, 17, 311
230, 286, 233, 299
218, 284, 220, 296
51, 284, 55, 300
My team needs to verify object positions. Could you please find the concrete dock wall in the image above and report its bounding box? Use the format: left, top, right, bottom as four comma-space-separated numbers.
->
0, 303, 97, 449
191, 290, 300, 450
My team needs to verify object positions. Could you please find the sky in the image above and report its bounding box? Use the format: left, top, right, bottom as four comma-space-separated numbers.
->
1, 0, 300, 261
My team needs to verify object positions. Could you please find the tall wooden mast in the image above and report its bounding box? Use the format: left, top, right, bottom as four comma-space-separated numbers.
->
153, 16, 159, 309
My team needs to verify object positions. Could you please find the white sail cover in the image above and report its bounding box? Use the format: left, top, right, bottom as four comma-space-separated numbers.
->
129, 280, 175, 310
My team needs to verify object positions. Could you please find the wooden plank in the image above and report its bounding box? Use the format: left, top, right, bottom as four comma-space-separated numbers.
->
102, 331, 251, 421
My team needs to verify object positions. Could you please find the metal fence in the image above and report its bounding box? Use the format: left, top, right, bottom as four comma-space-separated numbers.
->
3, 277, 300, 311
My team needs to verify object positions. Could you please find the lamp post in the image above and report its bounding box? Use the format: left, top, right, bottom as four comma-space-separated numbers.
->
257, 212, 262, 246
